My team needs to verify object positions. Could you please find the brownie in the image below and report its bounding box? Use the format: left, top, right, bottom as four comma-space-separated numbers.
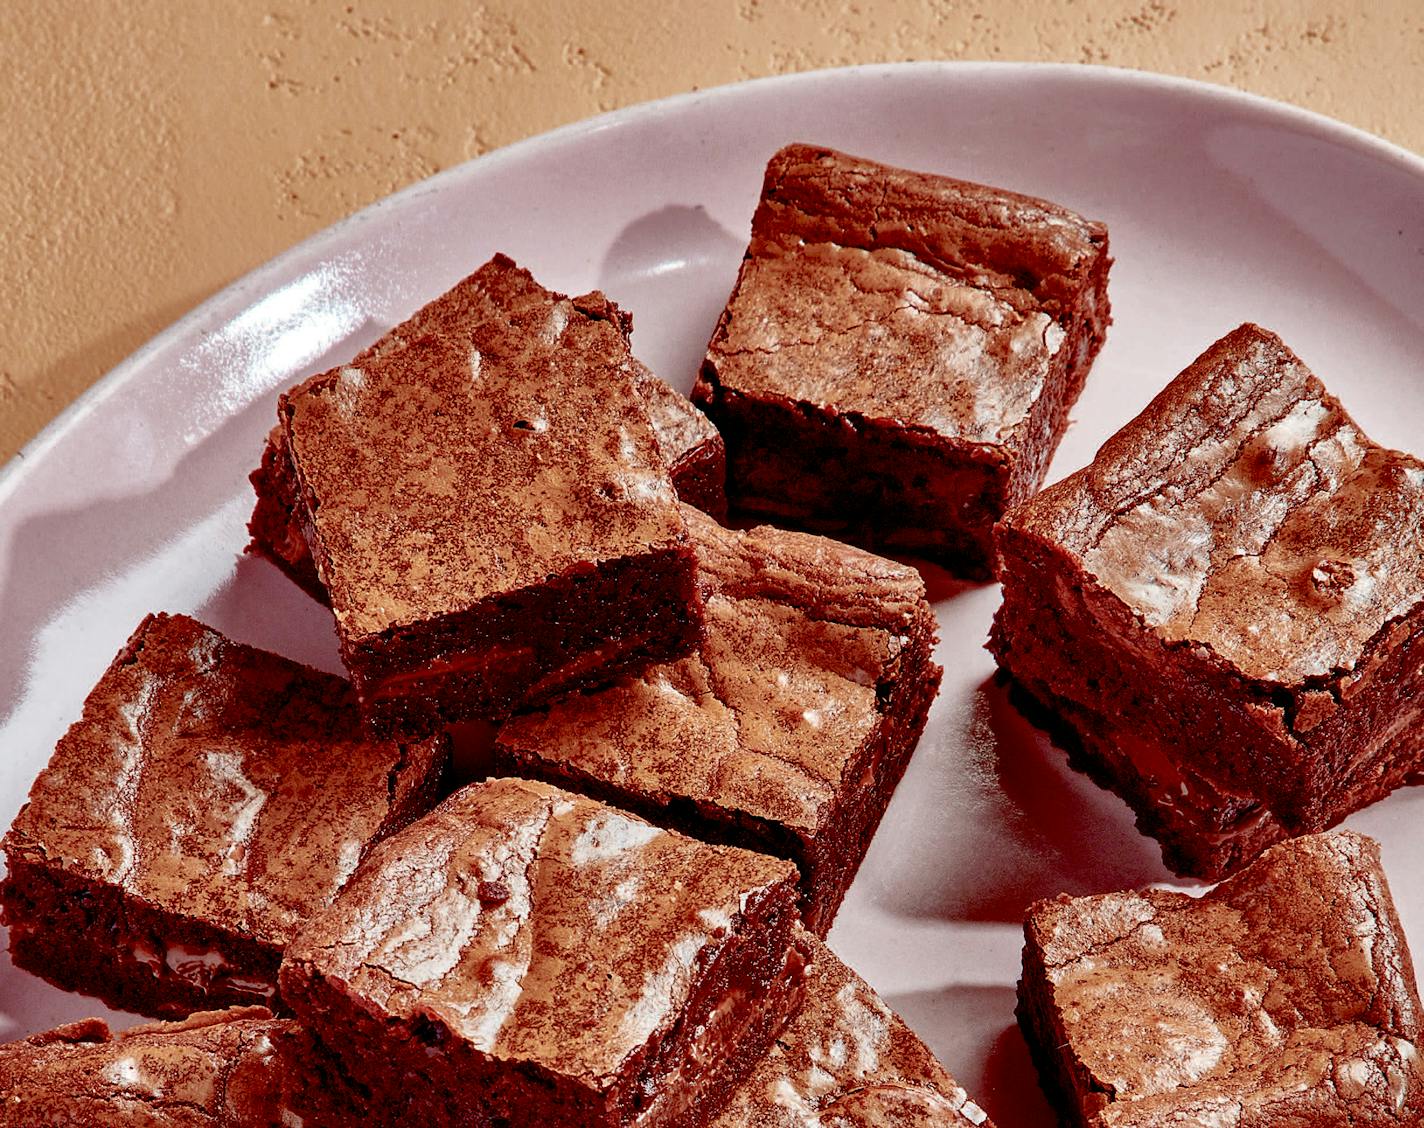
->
991, 323, 1424, 878
0, 613, 446, 1018
249, 293, 726, 600
715, 930, 994, 1126
0, 1006, 367, 1126
1018, 830, 1424, 1126
494, 504, 941, 935
275, 254, 705, 733
279, 776, 805, 1128
694, 142, 1111, 578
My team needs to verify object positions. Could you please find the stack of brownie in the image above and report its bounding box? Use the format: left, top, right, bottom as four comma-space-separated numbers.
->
3, 138, 1422, 1127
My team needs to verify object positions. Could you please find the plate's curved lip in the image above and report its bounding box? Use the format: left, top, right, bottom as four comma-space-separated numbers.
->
5, 59, 1423, 499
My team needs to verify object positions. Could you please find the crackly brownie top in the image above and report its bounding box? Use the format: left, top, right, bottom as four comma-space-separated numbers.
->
1005, 324, 1424, 685
284, 777, 798, 1087
281, 254, 688, 640
2, 613, 441, 947
715, 932, 992, 1126
705, 142, 1106, 445
0, 1007, 298, 1125
278, 268, 713, 472
1025, 830, 1423, 1125
495, 505, 935, 836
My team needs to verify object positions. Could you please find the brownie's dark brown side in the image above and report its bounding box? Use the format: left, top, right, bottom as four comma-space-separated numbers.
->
0, 613, 447, 1019
695, 142, 1111, 578
493, 508, 941, 935
1017, 831, 1424, 1126
347, 544, 702, 734
992, 325, 1424, 879
247, 426, 332, 601
280, 779, 805, 1128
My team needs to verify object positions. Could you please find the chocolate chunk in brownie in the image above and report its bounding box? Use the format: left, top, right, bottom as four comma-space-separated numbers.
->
716, 930, 994, 1126
0, 613, 446, 1018
992, 323, 1424, 878
694, 142, 1111, 577
494, 504, 940, 935
1018, 830, 1424, 1125
279, 777, 804, 1128
275, 254, 705, 733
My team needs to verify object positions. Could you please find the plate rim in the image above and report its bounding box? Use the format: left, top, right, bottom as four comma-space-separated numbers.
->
6, 58, 1424, 500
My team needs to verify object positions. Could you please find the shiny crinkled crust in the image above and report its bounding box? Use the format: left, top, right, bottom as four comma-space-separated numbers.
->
496, 505, 933, 838
705, 142, 1105, 446
1006, 322, 1424, 686
282, 777, 799, 1087
1, 612, 444, 946
0, 1007, 301, 1126
1019, 830, 1424, 1126
714, 933, 994, 1127
280, 254, 691, 642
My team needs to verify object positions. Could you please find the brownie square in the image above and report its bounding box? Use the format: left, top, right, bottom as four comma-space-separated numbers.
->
276, 254, 704, 733
0, 1006, 366, 1125
1018, 830, 1424, 1125
716, 930, 994, 1126
248, 277, 726, 601
494, 504, 941, 935
991, 323, 1424, 878
279, 777, 804, 1128
694, 142, 1111, 578
0, 613, 446, 1018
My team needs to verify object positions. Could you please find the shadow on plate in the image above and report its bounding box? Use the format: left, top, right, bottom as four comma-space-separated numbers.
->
865, 674, 1172, 924
0, 323, 393, 734
883, 982, 1055, 1128
596, 204, 744, 392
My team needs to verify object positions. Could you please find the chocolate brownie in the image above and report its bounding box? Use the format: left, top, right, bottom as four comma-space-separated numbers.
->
494, 504, 941, 935
275, 254, 704, 733
249, 295, 726, 601
694, 142, 1111, 578
991, 323, 1424, 878
715, 931, 994, 1126
279, 777, 804, 1128
1018, 830, 1424, 1126
0, 613, 446, 1018
251, 371, 724, 602
0, 1006, 366, 1126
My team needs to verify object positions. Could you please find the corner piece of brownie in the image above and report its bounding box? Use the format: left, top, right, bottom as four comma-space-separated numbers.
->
0, 613, 446, 1018
694, 142, 1111, 577
279, 777, 804, 1128
1018, 830, 1424, 1125
494, 504, 941, 935
992, 323, 1424, 878
716, 930, 994, 1126
275, 254, 705, 733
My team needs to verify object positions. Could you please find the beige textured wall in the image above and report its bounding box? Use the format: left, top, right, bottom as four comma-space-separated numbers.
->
2, 1, 1421, 462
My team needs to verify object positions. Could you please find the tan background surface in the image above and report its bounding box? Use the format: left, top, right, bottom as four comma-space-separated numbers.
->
1, 1, 1420, 463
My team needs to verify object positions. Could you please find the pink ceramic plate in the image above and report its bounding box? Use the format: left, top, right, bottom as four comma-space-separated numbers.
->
2, 63, 1422, 1123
